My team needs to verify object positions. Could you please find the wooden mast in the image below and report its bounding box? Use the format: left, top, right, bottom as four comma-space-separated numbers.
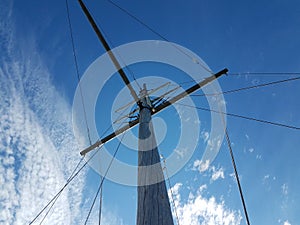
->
137, 84, 174, 225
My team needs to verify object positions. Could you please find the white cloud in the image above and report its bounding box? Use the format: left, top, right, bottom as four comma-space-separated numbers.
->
192, 160, 225, 182
211, 166, 225, 181
193, 159, 210, 172
281, 183, 288, 196
168, 183, 242, 225
283, 220, 291, 225
199, 184, 207, 193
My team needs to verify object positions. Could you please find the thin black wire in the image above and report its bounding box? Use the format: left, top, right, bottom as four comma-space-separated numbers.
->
29, 119, 118, 224
105, 0, 212, 74
214, 94, 251, 225
191, 76, 300, 97
38, 155, 85, 225
38, 195, 59, 225
161, 156, 181, 225
175, 103, 300, 131
29, 146, 104, 225
224, 128, 250, 225
31, 105, 131, 224
98, 181, 103, 225
84, 132, 126, 225
93, 17, 142, 90
229, 72, 300, 76
177, 72, 300, 87
114, 51, 142, 90
66, 0, 92, 145
29, 155, 89, 224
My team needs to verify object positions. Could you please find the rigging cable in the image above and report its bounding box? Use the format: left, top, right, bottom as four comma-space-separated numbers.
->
191, 76, 300, 97
217, 105, 251, 225
224, 128, 250, 225
175, 103, 300, 131
94, 21, 142, 90
29, 155, 87, 224
29, 118, 118, 224
66, 2, 106, 222
29, 148, 101, 225
66, 0, 92, 145
105, 0, 213, 74
230, 72, 300, 76
98, 180, 103, 225
212, 88, 251, 225
161, 155, 181, 225
84, 132, 126, 225
38, 156, 85, 225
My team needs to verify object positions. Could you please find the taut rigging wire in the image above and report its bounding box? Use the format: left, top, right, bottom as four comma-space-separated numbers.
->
38, 156, 85, 225
29, 118, 118, 224
29, 156, 87, 225
66, 0, 92, 145
230, 72, 300, 76
93, 20, 142, 90
98, 182, 103, 225
175, 103, 300, 131
84, 132, 126, 225
104, 0, 213, 74
216, 98, 251, 224
191, 76, 300, 97
224, 128, 250, 225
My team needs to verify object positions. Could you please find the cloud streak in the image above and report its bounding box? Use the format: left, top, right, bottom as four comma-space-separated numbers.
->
0, 2, 86, 224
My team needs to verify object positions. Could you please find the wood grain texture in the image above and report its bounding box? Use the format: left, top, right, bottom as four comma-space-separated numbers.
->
136, 95, 174, 225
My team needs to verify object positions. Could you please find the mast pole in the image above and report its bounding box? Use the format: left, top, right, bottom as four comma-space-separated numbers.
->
137, 84, 174, 225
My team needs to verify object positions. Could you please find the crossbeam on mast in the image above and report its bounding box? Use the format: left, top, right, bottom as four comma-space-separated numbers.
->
80, 68, 228, 155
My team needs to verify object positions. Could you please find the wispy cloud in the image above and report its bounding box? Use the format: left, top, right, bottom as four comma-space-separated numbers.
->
0, 2, 86, 224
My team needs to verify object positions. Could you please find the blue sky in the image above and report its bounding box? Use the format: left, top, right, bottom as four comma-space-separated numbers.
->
1, 0, 300, 225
